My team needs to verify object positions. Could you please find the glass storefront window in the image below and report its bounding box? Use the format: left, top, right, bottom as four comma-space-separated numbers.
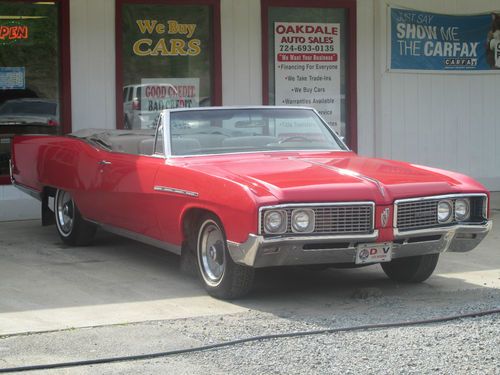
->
263, 1, 356, 148
0, 1, 61, 180
119, 2, 218, 129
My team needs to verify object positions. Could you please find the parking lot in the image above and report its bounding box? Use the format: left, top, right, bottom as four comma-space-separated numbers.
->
0, 196, 499, 374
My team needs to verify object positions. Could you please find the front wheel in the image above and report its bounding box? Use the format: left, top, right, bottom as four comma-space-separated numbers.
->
55, 189, 96, 246
381, 253, 439, 283
195, 214, 254, 299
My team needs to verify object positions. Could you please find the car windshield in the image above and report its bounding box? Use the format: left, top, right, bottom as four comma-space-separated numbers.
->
169, 108, 345, 156
0, 101, 57, 116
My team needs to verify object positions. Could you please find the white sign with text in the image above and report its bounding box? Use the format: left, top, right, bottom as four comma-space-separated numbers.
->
274, 22, 341, 134
141, 78, 200, 112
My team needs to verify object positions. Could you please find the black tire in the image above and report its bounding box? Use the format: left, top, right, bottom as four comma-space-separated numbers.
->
193, 213, 254, 299
381, 253, 439, 283
54, 189, 97, 246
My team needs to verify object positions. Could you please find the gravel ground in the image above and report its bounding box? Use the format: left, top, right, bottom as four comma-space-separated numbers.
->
169, 315, 500, 375
1, 288, 499, 374
5, 313, 497, 375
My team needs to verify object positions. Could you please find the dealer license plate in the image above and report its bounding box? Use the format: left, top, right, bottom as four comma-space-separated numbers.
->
355, 243, 392, 265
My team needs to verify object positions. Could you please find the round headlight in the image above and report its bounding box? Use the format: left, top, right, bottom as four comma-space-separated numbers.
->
263, 210, 286, 234
455, 199, 470, 221
437, 200, 452, 223
291, 209, 315, 233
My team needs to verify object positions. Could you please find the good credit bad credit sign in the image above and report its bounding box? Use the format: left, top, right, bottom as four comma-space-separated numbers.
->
274, 22, 341, 133
141, 78, 199, 112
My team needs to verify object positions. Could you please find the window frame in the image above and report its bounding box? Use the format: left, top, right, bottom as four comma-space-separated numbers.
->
115, 0, 222, 130
260, 0, 357, 151
0, 0, 71, 185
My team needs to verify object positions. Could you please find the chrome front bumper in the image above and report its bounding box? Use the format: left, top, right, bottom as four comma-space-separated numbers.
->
227, 221, 492, 268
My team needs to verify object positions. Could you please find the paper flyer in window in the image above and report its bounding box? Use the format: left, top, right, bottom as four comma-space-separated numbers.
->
141, 78, 200, 113
0, 67, 25, 90
274, 22, 341, 134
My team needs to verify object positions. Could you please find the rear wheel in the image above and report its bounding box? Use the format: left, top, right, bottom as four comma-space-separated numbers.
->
381, 253, 439, 283
195, 214, 254, 299
55, 189, 96, 246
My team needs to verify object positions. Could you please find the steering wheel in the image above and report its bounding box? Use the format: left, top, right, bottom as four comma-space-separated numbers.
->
278, 136, 310, 144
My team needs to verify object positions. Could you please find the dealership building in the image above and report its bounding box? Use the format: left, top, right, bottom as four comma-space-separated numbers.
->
1, 0, 499, 221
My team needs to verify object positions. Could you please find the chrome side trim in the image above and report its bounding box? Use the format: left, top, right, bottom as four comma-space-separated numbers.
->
258, 201, 376, 236
153, 186, 199, 197
166, 149, 350, 159
96, 222, 182, 255
142, 154, 165, 159
393, 193, 489, 228
9, 159, 15, 184
165, 105, 322, 113
162, 110, 171, 157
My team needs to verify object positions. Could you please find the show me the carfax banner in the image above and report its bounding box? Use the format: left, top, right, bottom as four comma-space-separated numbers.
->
390, 7, 500, 71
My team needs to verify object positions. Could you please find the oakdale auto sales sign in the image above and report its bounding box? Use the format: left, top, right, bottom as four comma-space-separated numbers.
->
390, 7, 500, 71
274, 22, 341, 132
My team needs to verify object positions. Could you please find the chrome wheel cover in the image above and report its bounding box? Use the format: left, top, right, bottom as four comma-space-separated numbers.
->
198, 220, 226, 287
56, 190, 74, 237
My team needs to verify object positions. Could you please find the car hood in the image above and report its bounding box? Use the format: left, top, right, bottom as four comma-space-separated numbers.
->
183, 152, 486, 204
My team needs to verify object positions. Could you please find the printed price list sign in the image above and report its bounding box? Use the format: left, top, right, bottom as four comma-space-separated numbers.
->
274, 22, 341, 133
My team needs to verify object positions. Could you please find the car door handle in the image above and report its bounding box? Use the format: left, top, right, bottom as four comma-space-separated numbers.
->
98, 160, 112, 165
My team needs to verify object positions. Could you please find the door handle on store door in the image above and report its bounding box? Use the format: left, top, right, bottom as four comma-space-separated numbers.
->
98, 160, 112, 165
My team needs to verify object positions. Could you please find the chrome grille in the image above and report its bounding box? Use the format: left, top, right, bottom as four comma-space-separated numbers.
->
313, 206, 373, 233
396, 200, 439, 230
260, 203, 374, 236
395, 195, 487, 231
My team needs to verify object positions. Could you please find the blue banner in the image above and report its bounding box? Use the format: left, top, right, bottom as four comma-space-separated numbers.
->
390, 7, 500, 71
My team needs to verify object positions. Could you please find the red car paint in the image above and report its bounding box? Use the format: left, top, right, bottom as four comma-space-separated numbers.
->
11, 135, 489, 247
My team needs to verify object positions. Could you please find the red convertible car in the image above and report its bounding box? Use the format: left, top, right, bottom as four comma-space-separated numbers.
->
10, 107, 492, 299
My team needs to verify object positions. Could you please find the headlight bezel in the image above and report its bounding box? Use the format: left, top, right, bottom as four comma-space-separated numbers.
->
263, 209, 287, 234
291, 208, 315, 233
454, 198, 470, 221
437, 200, 453, 223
